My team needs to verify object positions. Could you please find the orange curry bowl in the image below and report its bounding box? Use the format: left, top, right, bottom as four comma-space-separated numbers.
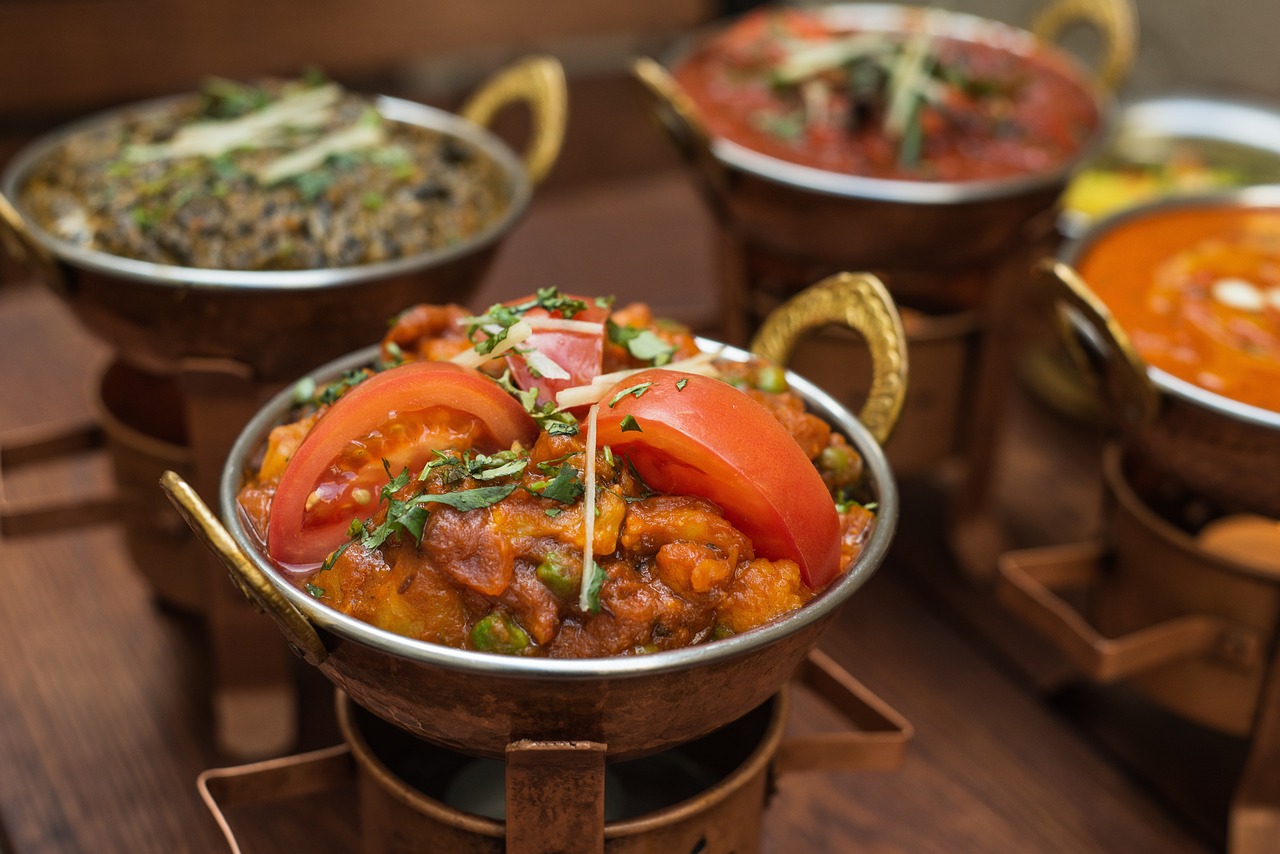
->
166, 277, 906, 760
1048, 187, 1280, 519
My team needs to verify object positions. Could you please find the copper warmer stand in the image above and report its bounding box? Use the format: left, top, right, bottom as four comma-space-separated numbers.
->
196, 649, 911, 854
997, 444, 1280, 851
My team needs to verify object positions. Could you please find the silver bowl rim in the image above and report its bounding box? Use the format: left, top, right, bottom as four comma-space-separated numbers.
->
219, 337, 899, 680
1058, 90, 1280, 239
1058, 184, 1280, 431
0, 91, 532, 290
663, 2, 1115, 205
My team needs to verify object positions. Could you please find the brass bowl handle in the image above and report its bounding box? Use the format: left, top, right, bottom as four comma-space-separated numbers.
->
160, 470, 327, 666
773, 649, 912, 775
1029, 0, 1138, 90
0, 191, 67, 296
996, 541, 1256, 681
749, 272, 908, 447
459, 55, 567, 187
1039, 259, 1159, 427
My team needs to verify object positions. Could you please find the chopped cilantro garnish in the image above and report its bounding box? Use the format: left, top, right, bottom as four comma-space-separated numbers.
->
675, 378, 688, 391
582, 560, 605, 614
314, 369, 370, 406
305, 583, 326, 598
495, 370, 579, 434
545, 508, 562, 518
320, 541, 352, 572
537, 464, 585, 504
608, 382, 652, 408
620, 414, 642, 433
607, 321, 676, 366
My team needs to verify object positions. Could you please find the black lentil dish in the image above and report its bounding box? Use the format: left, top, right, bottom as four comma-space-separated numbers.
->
18, 76, 511, 270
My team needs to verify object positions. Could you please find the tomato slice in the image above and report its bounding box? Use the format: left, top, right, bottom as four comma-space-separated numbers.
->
266, 361, 538, 569
594, 369, 842, 589
505, 297, 608, 407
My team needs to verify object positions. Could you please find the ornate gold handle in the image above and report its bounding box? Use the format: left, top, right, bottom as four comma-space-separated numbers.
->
160, 471, 327, 666
750, 272, 908, 447
1030, 0, 1138, 90
0, 191, 66, 295
1038, 259, 1159, 426
459, 55, 567, 186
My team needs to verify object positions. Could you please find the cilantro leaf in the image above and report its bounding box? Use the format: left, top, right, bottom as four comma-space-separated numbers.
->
412, 483, 519, 513
608, 382, 652, 408
538, 464, 584, 504
607, 320, 676, 366
583, 560, 605, 614
620, 414, 642, 433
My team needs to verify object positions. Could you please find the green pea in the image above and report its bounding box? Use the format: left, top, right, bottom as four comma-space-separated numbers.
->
536, 554, 581, 599
471, 612, 530, 654
755, 364, 788, 394
821, 444, 854, 476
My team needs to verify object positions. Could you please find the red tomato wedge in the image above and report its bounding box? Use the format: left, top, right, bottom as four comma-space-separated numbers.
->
267, 361, 538, 569
505, 297, 608, 407
594, 369, 842, 589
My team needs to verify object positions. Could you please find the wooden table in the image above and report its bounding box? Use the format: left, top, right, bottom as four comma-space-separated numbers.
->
0, 172, 1227, 853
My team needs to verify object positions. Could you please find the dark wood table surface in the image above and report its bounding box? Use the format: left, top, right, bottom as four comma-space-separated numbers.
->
0, 172, 1231, 853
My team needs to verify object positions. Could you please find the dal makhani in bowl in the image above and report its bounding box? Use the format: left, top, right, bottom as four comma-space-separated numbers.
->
170, 279, 903, 758
0, 60, 565, 380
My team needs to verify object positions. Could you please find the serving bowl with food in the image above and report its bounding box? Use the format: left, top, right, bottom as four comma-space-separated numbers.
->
1045, 187, 1280, 521
163, 273, 907, 759
634, 1, 1130, 292
1020, 94, 1280, 421
0, 58, 566, 382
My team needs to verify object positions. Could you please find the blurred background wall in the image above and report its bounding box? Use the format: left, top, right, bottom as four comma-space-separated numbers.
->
942, 0, 1279, 101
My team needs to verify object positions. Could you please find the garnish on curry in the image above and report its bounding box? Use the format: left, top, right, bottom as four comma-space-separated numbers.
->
236, 290, 876, 658
673, 8, 1098, 180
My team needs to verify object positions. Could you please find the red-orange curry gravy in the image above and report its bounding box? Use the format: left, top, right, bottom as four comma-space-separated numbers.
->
1078, 205, 1280, 413
674, 8, 1099, 181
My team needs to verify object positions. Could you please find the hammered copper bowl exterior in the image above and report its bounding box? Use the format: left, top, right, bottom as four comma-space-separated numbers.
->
0, 95, 530, 383
1059, 189, 1280, 520
657, 3, 1113, 298
219, 342, 898, 761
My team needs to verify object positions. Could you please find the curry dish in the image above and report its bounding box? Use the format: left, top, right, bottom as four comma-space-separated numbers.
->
1079, 205, 1280, 413
236, 292, 876, 658
674, 8, 1098, 182
19, 76, 510, 270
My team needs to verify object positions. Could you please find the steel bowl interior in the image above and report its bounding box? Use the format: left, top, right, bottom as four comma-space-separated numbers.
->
219, 339, 897, 685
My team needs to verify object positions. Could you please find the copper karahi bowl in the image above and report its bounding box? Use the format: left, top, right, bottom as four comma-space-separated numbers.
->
0, 57, 566, 383
634, 1, 1132, 292
163, 274, 906, 760
1046, 187, 1280, 520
